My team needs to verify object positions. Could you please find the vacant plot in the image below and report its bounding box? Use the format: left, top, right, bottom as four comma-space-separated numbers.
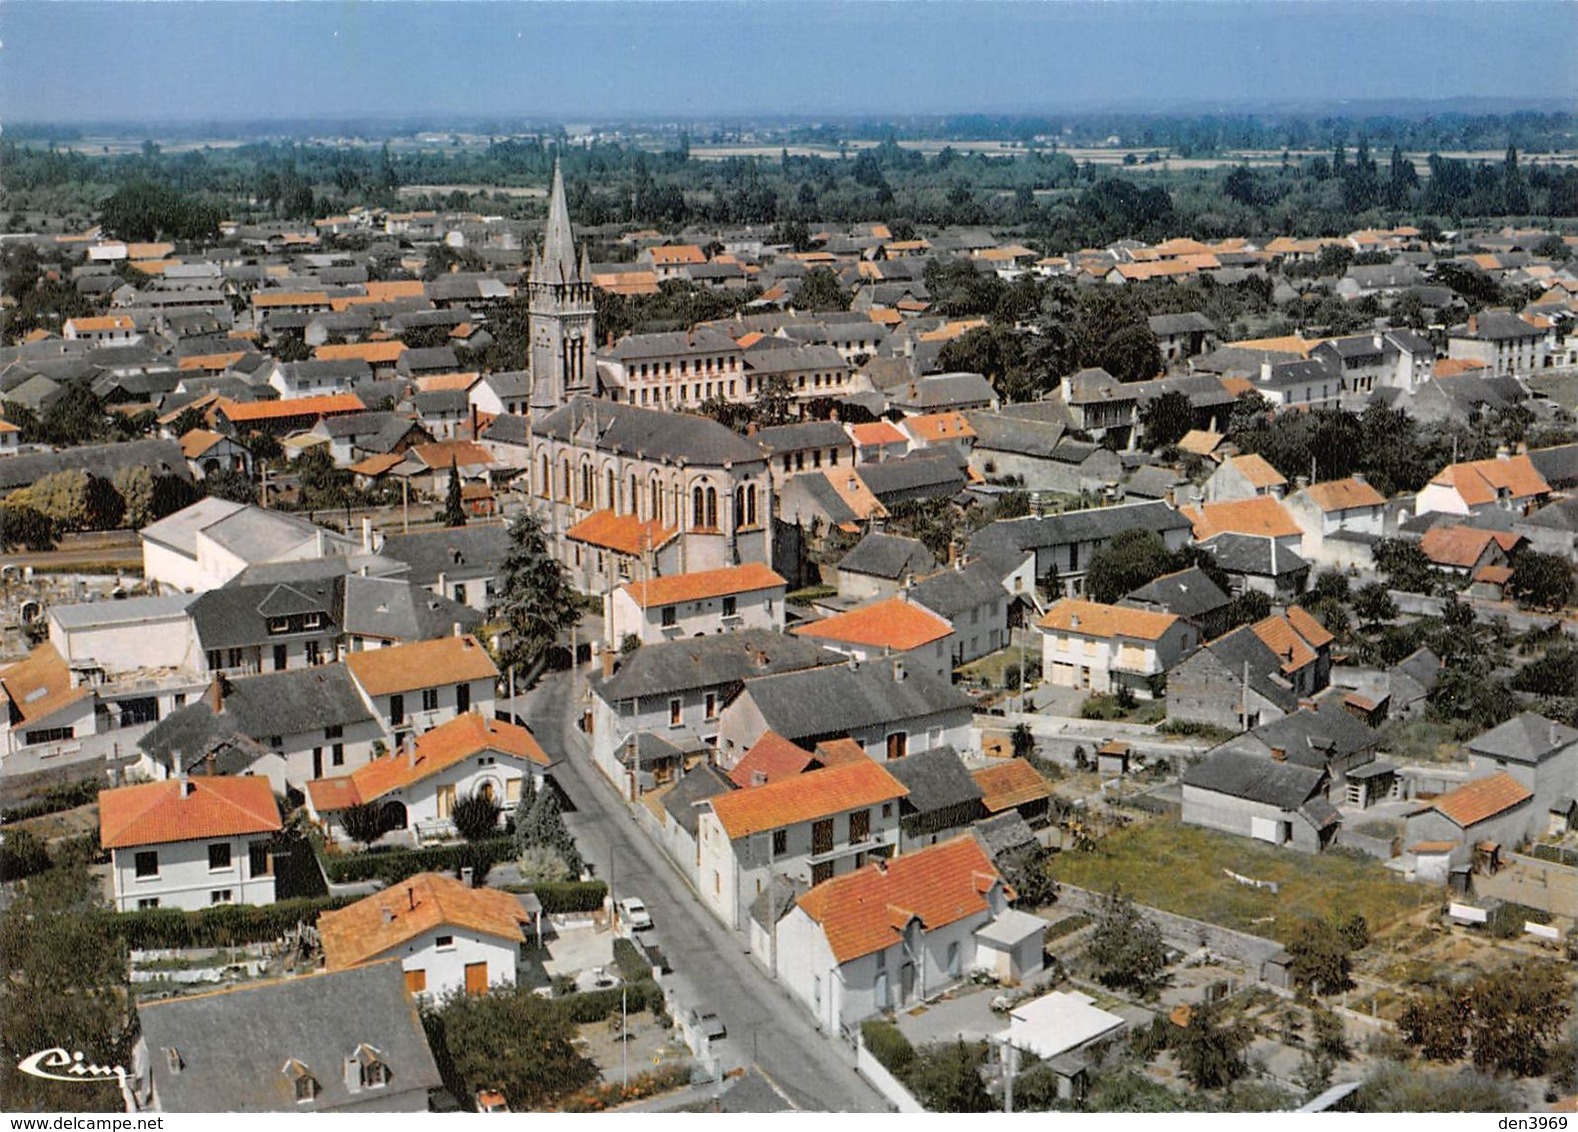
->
1050, 819, 1436, 945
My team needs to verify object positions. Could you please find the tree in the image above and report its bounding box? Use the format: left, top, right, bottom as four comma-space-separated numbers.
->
422, 986, 597, 1111
0, 502, 55, 551
1373, 537, 1435, 595
517, 786, 584, 876
1224, 590, 1272, 629
112, 465, 156, 529
451, 794, 501, 842
1335, 912, 1369, 953
1356, 1062, 1514, 1113
0, 862, 134, 1113
1286, 917, 1352, 996
1464, 962, 1571, 1076
1139, 390, 1195, 450
1352, 582, 1397, 627
1507, 550, 1575, 612
1082, 529, 1178, 605
1311, 1006, 1351, 1061
1174, 1001, 1251, 1090
1310, 569, 1351, 604
82, 474, 125, 531
1088, 887, 1168, 995
1512, 643, 1578, 697
1100, 323, 1163, 383
203, 467, 258, 505
906, 1040, 996, 1113
339, 801, 391, 850
755, 373, 795, 427
443, 459, 467, 528
491, 512, 582, 688
794, 268, 851, 312
1400, 991, 1470, 1062
514, 844, 573, 884
1011, 722, 1037, 760
0, 828, 50, 881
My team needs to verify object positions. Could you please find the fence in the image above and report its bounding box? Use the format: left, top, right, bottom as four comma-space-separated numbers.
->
1053, 882, 1287, 978
1475, 852, 1578, 919
853, 1032, 925, 1114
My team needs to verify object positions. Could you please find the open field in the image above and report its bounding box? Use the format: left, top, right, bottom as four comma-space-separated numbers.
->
1050, 818, 1438, 945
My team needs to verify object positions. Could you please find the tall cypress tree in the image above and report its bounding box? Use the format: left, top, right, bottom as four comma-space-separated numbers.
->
443, 458, 466, 527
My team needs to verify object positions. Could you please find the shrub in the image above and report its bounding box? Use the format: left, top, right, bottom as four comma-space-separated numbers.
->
452, 795, 502, 842
559, 1063, 691, 1112
1, 777, 103, 824
531, 879, 608, 914
861, 1019, 915, 1076
103, 895, 356, 950
612, 938, 650, 983
0, 828, 51, 880
555, 980, 660, 1023
320, 837, 516, 884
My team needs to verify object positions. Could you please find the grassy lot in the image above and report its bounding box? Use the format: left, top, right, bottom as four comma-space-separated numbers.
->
1378, 717, 1472, 763
957, 637, 1040, 689
1049, 819, 1437, 946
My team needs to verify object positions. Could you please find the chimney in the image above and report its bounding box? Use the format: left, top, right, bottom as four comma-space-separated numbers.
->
453, 621, 463, 637
751, 770, 768, 788
892, 657, 906, 682
205, 674, 225, 714
380, 906, 394, 925
181, 778, 197, 798
603, 648, 617, 679
847, 655, 860, 671
1071, 613, 1081, 630
1270, 747, 1287, 762
1495, 445, 1510, 461
407, 886, 416, 911
1351, 472, 1366, 485
1271, 537, 1278, 574
460, 866, 474, 887
436, 570, 446, 594
361, 516, 372, 551
1468, 314, 1478, 335
746, 421, 758, 437
874, 857, 888, 874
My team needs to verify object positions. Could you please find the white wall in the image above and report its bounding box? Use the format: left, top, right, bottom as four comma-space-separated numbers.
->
50, 614, 200, 673
358, 679, 497, 746
607, 583, 785, 646
142, 541, 213, 594
367, 924, 519, 1001
111, 835, 277, 912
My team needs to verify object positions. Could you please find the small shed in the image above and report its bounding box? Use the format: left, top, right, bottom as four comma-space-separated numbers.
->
974, 908, 1047, 984
1549, 796, 1576, 837
1411, 840, 1456, 884
1000, 990, 1126, 1102
1344, 759, 1398, 809
1096, 740, 1131, 779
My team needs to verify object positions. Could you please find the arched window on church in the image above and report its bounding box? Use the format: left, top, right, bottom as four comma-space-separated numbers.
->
735, 487, 745, 531
692, 485, 705, 529
580, 462, 594, 508
629, 474, 639, 517
606, 468, 616, 512
650, 478, 662, 525
560, 458, 571, 503
539, 454, 550, 499
705, 487, 718, 531
747, 484, 758, 527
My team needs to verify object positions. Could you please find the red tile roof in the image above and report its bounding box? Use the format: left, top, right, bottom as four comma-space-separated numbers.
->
216, 393, 365, 422
0, 643, 93, 726
1038, 599, 1179, 642
728, 731, 817, 788
623, 563, 786, 609
793, 597, 953, 651
1420, 525, 1517, 569
972, 759, 1052, 813
344, 635, 498, 697
1183, 497, 1302, 540
319, 871, 528, 969
1226, 454, 1287, 489
100, 776, 281, 850
848, 421, 907, 447
1303, 477, 1386, 512
708, 760, 907, 839
795, 837, 1003, 964
565, 510, 678, 557
1429, 454, 1550, 507
1430, 772, 1533, 828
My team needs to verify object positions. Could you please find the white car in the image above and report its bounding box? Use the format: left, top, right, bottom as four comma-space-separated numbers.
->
619, 896, 653, 931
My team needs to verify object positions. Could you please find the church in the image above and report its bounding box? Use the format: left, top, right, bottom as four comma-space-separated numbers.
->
520, 161, 777, 595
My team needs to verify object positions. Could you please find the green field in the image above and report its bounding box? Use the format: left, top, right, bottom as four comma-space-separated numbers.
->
1050, 819, 1437, 945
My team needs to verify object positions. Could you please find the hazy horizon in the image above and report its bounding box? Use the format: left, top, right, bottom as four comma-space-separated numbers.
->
4, 1, 1577, 127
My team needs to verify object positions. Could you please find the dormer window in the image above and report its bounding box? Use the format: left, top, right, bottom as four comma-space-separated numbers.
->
267, 617, 291, 635
283, 1059, 318, 1103
361, 1060, 390, 1089
303, 613, 324, 631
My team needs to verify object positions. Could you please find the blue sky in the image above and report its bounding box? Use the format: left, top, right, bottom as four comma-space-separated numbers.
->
3, 1, 1575, 124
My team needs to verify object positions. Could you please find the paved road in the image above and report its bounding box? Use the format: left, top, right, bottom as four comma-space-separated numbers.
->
509, 672, 888, 1113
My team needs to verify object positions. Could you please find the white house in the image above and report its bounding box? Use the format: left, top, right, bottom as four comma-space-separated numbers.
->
140, 497, 360, 593
304, 712, 549, 841
100, 775, 283, 912
344, 634, 498, 750
790, 596, 956, 681
47, 594, 200, 673
1282, 476, 1386, 562
1415, 452, 1552, 518
0, 642, 99, 757
605, 562, 787, 646
317, 870, 529, 1000
772, 837, 1012, 1032
1039, 599, 1198, 700
696, 759, 908, 931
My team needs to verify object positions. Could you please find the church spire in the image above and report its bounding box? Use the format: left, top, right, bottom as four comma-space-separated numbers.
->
538, 157, 579, 285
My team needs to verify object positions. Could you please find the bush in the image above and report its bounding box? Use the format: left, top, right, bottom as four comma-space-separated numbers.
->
0, 828, 51, 880
612, 938, 650, 983
102, 895, 355, 950
559, 1063, 691, 1112
531, 879, 608, 914
319, 837, 516, 884
452, 795, 502, 842
555, 980, 660, 1023
861, 1019, 915, 1076
1, 777, 103, 824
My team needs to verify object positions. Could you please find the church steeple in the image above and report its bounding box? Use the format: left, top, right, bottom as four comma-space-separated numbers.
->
528, 156, 597, 414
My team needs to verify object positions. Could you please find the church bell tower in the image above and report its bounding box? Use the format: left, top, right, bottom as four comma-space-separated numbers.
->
528, 158, 597, 413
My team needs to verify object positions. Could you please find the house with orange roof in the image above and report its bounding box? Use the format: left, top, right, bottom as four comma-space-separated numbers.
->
778, 468, 888, 540
318, 871, 530, 1000
212, 393, 366, 436
641, 243, 708, 280
100, 775, 282, 911
1416, 451, 1551, 518
846, 419, 910, 464
696, 758, 909, 930
1283, 475, 1387, 561
305, 712, 549, 843
344, 635, 498, 750
0, 642, 98, 756
771, 836, 1022, 1029
62, 314, 138, 345
0, 416, 19, 455
608, 562, 787, 646
1418, 525, 1524, 576
792, 595, 956, 681
971, 758, 1053, 824
1203, 453, 1288, 503
179, 428, 253, 480
1404, 771, 1536, 877
1181, 496, 1304, 549
1038, 599, 1198, 700
900, 411, 976, 456
312, 339, 408, 376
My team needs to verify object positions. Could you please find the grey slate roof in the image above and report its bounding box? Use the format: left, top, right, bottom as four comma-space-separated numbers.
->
836, 532, 937, 581
660, 763, 736, 837
1148, 311, 1216, 336
857, 454, 967, 501
188, 578, 338, 651
1466, 712, 1578, 765
0, 438, 190, 493
968, 501, 1191, 559
886, 746, 984, 814
341, 576, 482, 642
908, 559, 1004, 620
1182, 748, 1325, 808
1233, 702, 1381, 768
135, 960, 440, 1113
1200, 533, 1309, 578
1184, 625, 1300, 713
1527, 443, 1578, 491
740, 660, 972, 743
967, 412, 1066, 458
597, 630, 838, 703
139, 664, 374, 771
531, 396, 765, 467
753, 421, 852, 454
48, 593, 196, 629
400, 345, 460, 372
1121, 567, 1230, 620
378, 524, 511, 587
972, 811, 1039, 861
888, 372, 997, 411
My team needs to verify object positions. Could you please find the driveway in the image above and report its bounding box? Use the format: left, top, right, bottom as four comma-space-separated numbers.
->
508, 671, 887, 1113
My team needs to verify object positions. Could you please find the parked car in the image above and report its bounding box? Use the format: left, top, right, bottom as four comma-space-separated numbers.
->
619, 896, 653, 931
695, 1007, 727, 1041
